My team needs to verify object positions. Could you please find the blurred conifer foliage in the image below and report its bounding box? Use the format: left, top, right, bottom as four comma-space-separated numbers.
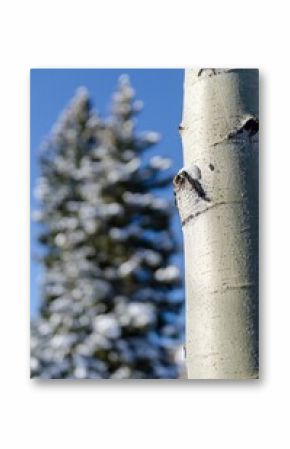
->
31, 75, 184, 378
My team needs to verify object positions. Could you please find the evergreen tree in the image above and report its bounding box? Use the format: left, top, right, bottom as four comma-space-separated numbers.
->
31, 75, 184, 379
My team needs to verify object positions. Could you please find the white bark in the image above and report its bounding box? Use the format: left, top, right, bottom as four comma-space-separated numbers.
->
175, 69, 259, 379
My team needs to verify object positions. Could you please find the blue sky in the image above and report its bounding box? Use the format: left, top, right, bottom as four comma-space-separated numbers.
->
30, 69, 184, 316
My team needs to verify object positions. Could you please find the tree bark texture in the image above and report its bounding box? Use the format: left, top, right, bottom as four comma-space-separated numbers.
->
174, 69, 259, 379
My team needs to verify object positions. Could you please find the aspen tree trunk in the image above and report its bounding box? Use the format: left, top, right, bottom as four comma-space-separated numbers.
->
175, 69, 259, 379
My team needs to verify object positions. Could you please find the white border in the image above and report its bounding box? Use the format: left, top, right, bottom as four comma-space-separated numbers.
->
0, 1, 289, 448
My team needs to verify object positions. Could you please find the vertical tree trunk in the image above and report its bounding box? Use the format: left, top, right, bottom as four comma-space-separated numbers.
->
175, 69, 259, 379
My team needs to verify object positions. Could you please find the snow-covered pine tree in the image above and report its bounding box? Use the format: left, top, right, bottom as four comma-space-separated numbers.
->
31, 75, 184, 379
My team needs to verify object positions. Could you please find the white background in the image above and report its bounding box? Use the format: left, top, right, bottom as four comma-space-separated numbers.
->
0, 1, 289, 448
